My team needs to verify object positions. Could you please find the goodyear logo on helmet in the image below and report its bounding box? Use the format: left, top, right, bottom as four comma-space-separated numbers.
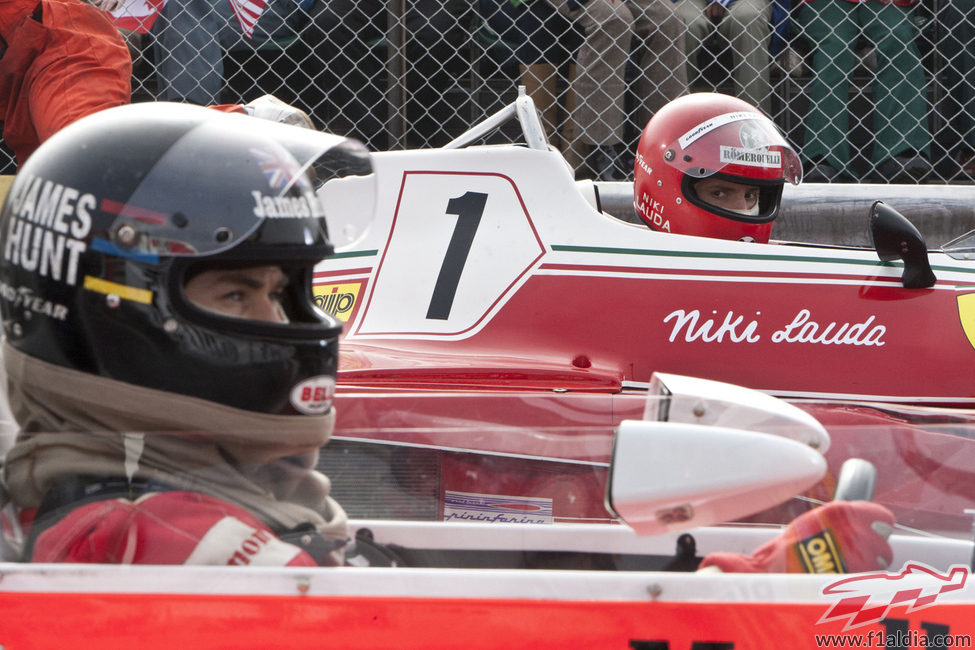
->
678, 111, 760, 149
0, 282, 69, 321
3, 174, 92, 286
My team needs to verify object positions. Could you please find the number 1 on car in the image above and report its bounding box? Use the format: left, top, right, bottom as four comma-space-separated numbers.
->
426, 192, 487, 320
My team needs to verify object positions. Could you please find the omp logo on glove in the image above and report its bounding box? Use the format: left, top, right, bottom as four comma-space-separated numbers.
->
794, 529, 847, 574
697, 501, 894, 574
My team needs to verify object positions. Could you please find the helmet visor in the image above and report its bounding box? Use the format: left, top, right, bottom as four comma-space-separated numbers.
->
99, 106, 375, 259
663, 111, 802, 184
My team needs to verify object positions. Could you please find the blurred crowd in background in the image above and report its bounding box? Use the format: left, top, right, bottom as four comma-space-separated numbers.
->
2, 0, 974, 184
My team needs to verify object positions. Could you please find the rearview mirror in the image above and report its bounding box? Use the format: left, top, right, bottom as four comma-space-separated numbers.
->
870, 201, 936, 289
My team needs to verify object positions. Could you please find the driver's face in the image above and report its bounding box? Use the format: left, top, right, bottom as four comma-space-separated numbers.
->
693, 178, 760, 215
184, 265, 290, 323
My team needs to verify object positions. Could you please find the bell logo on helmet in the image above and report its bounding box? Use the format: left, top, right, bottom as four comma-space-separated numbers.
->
3, 174, 93, 286
289, 375, 336, 415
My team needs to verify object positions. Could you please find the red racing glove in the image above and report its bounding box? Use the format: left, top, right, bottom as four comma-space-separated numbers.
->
698, 501, 895, 574
30, 491, 322, 566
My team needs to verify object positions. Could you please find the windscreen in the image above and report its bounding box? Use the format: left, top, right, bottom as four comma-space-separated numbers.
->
1, 390, 971, 577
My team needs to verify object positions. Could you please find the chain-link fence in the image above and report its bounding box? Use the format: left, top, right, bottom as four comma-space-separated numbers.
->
3, 0, 973, 184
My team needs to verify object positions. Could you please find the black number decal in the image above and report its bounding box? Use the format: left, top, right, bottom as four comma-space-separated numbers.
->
426, 191, 487, 320
882, 619, 910, 650
920, 622, 951, 650
881, 618, 953, 649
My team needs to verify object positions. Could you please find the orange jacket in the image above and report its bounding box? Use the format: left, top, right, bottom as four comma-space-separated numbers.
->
0, 0, 131, 166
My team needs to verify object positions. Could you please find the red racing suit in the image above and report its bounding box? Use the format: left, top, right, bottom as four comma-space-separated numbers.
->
0, 0, 131, 166
25, 490, 333, 566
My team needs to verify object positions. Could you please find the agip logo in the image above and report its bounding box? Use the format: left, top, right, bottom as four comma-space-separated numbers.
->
314, 282, 361, 322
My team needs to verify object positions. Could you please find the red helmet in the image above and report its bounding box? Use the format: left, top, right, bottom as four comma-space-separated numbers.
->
633, 93, 802, 243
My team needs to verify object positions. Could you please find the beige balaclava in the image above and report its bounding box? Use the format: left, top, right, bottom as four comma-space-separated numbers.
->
1, 342, 348, 559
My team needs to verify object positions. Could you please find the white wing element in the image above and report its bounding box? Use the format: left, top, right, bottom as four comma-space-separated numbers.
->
645, 371, 831, 452
608, 420, 827, 537
609, 372, 830, 536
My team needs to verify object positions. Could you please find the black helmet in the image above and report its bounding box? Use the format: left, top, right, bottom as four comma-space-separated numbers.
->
0, 102, 374, 417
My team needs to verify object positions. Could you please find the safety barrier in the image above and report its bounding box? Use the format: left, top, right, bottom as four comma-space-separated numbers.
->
1, 0, 971, 187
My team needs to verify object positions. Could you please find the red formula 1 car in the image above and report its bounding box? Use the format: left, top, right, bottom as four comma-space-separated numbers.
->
2, 97, 975, 647
319, 94, 974, 405
304, 94, 975, 536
